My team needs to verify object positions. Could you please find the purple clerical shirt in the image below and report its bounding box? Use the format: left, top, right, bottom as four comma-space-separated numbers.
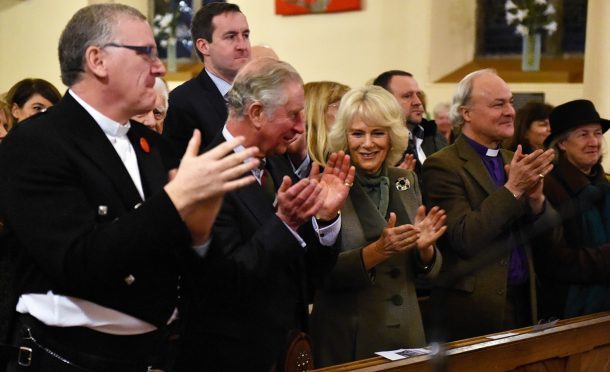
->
463, 135, 529, 285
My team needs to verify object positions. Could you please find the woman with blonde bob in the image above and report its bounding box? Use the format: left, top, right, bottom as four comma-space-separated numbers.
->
310, 85, 446, 367
304, 81, 350, 166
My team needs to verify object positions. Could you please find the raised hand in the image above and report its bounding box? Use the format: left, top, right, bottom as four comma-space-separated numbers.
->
309, 151, 356, 221
398, 153, 416, 171
164, 130, 260, 244
504, 145, 553, 214
414, 205, 447, 263
275, 176, 324, 231
504, 145, 554, 199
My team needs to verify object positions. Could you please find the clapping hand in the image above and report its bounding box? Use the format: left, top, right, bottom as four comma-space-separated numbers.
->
275, 177, 324, 231
374, 212, 420, 256
398, 153, 416, 171
414, 205, 447, 263
309, 151, 356, 221
165, 130, 260, 244
505, 145, 554, 214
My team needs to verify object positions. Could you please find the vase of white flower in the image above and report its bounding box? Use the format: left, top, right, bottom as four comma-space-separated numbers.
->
505, 0, 557, 72
522, 32, 541, 71
167, 36, 177, 73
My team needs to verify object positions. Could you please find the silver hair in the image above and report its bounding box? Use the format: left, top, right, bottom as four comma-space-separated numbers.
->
449, 68, 497, 127
226, 58, 303, 119
59, 4, 145, 86
154, 78, 170, 109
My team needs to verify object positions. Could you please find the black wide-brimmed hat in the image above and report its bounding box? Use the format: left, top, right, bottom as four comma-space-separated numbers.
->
545, 99, 610, 146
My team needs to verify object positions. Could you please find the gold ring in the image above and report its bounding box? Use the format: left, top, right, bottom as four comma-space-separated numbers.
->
539, 173, 545, 179
344, 182, 353, 187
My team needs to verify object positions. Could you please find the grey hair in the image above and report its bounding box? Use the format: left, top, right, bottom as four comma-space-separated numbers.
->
226, 58, 303, 119
449, 68, 497, 127
547, 130, 570, 165
154, 77, 170, 109
59, 4, 146, 86
547, 127, 606, 166
328, 85, 408, 167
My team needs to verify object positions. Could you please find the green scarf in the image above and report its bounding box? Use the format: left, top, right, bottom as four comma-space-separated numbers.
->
355, 167, 390, 218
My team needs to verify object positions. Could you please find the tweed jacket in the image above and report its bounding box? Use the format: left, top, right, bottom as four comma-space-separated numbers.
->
310, 167, 441, 367
421, 135, 559, 341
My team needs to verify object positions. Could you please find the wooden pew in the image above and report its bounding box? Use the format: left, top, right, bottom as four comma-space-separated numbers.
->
314, 312, 610, 371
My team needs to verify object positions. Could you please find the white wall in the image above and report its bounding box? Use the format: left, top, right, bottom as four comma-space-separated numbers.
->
0, 1, 589, 116
0, 0, 87, 93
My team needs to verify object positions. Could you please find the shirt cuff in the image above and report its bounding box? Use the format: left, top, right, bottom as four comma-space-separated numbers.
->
311, 214, 341, 246
281, 221, 307, 249
192, 239, 212, 258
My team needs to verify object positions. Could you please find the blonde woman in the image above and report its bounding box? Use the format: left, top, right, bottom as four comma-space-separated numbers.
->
304, 81, 349, 166
310, 85, 446, 366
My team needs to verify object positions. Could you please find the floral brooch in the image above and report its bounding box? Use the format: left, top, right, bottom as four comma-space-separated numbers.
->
395, 177, 411, 191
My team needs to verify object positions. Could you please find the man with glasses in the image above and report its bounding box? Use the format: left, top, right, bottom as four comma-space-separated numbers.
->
163, 2, 251, 154
0, 4, 259, 371
373, 70, 447, 185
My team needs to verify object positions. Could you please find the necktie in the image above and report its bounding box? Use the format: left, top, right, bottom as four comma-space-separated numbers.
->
260, 160, 276, 204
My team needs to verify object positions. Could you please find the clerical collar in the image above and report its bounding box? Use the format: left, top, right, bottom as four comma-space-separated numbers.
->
463, 134, 500, 157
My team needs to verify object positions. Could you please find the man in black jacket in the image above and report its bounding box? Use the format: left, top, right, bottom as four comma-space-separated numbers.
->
0, 4, 258, 371
163, 2, 251, 154
178, 58, 355, 371
374, 70, 447, 185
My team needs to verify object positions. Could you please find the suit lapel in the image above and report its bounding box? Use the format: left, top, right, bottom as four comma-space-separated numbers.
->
388, 168, 419, 224
349, 179, 387, 242
59, 94, 143, 208
197, 70, 228, 124
127, 124, 167, 199
208, 131, 276, 225
455, 136, 497, 196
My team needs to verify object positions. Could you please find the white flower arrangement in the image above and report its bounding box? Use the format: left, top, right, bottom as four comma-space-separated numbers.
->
152, 0, 192, 47
505, 0, 557, 37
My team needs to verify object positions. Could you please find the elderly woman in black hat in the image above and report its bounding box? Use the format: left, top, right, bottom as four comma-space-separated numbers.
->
533, 99, 610, 320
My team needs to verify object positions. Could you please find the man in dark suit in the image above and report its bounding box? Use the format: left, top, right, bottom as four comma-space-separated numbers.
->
421, 69, 559, 341
0, 4, 259, 371
163, 2, 251, 154
178, 58, 355, 371
373, 70, 448, 183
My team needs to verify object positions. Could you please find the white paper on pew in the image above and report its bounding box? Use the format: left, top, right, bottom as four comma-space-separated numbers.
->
486, 332, 519, 340
375, 348, 431, 361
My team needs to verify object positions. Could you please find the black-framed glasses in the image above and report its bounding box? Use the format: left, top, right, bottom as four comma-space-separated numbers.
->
102, 43, 159, 62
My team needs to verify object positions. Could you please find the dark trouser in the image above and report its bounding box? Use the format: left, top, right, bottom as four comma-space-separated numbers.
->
504, 281, 532, 330
7, 315, 177, 372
